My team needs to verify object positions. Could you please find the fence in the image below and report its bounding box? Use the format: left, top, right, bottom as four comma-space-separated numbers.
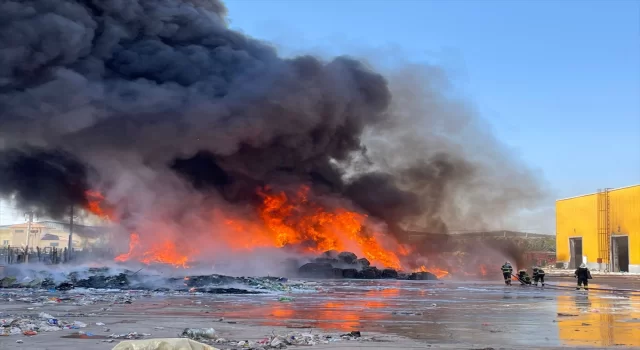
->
0, 246, 114, 265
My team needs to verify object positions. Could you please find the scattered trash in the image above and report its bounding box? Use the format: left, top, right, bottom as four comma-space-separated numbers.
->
342, 330, 361, 338
0, 313, 148, 339
392, 311, 423, 316
557, 313, 578, 317
16, 339, 23, 343
109, 332, 151, 340
181, 328, 216, 340
181, 329, 370, 348
38, 312, 54, 319
96, 322, 106, 326
278, 296, 294, 302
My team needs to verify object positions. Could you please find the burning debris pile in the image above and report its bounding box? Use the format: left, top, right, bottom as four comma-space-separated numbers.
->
0, 0, 544, 273
297, 250, 438, 280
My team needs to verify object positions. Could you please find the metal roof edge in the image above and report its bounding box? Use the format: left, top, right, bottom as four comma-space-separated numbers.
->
556, 184, 640, 202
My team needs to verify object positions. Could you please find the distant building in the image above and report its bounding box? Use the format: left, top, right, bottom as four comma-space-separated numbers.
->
0, 221, 111, 250
449, 230, 552, 239
556, 184, 640, 272
0, 223, 75, 249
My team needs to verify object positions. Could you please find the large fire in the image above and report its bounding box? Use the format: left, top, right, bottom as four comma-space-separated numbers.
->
114, 232, 190, 268
85, 185, 472, 276
255, 185, 401, 269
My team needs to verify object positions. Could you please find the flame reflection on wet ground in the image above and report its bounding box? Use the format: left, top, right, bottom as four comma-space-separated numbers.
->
126, 278, 640, 348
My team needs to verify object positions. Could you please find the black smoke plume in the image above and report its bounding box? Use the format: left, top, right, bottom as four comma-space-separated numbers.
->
0, 0, 546, 264
0, 149, 92, 218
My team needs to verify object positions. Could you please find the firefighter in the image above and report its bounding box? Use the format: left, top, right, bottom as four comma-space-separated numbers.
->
575, 263, 592, 290
501, 262, 513, 285
532, 266, 546, 286
517, 269, 532, 285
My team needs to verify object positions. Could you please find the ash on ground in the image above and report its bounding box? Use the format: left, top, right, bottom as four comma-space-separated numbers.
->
0, 266, 310, 294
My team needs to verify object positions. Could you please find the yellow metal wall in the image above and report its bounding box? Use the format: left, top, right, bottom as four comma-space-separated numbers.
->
556, 185, 640, 267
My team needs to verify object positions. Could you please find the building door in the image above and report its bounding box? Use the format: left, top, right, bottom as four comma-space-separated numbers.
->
569, 238, 583, 269
611, 236, 629, 272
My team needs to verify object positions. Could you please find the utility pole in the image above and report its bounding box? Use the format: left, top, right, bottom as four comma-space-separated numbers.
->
68, 205, 74, 261
24, 211, 34, 263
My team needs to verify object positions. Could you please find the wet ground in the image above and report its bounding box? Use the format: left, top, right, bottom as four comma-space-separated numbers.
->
124, 276, 640, 348
3, 275, 640, 349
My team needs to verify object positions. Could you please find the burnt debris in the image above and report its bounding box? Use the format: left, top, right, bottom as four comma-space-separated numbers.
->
296, 251, 438, 280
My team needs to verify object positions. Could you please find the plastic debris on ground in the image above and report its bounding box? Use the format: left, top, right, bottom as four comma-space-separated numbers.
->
0, 313, 148, 339
181, 328, 371, 349
182, 328, 216, 339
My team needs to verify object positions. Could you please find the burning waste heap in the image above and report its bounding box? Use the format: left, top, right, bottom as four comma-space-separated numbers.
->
0, 0, 543, 277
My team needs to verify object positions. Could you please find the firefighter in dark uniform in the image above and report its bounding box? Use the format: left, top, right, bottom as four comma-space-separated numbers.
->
501, 262, 513, 285
517, 269, 532, 285
575, 263, 592, 290
532, 266, 546, 286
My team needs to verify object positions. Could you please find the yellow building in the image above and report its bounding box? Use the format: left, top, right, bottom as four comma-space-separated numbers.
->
556, 184, 640, 272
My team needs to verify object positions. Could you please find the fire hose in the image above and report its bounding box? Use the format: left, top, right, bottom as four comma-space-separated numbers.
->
511, 274, 640, 295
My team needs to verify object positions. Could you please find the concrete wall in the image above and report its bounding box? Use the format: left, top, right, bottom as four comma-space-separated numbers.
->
0, 228, 11, 247
556, 184, 640, 271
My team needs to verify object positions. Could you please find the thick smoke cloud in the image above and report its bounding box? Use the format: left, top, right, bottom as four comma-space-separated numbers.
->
0, 0, 546, 263
0, 149, 92, 217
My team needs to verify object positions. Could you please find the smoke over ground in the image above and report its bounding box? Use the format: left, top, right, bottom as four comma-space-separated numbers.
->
0, 0, 545, 268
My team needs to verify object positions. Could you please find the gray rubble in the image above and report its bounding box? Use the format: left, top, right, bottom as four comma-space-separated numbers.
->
0, 267, 307, 293
181, 327, 372, 350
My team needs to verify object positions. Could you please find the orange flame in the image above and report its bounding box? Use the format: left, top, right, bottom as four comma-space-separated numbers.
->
479, 264, 487, 276
115, 232, 190, 268
418, 265, 450, 279
84, 190, 115, 220
114, 232, 140, 263
255, 185, 401, 269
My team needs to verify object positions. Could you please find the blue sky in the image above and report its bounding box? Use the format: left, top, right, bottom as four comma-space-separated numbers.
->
225, 0, 640, 199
